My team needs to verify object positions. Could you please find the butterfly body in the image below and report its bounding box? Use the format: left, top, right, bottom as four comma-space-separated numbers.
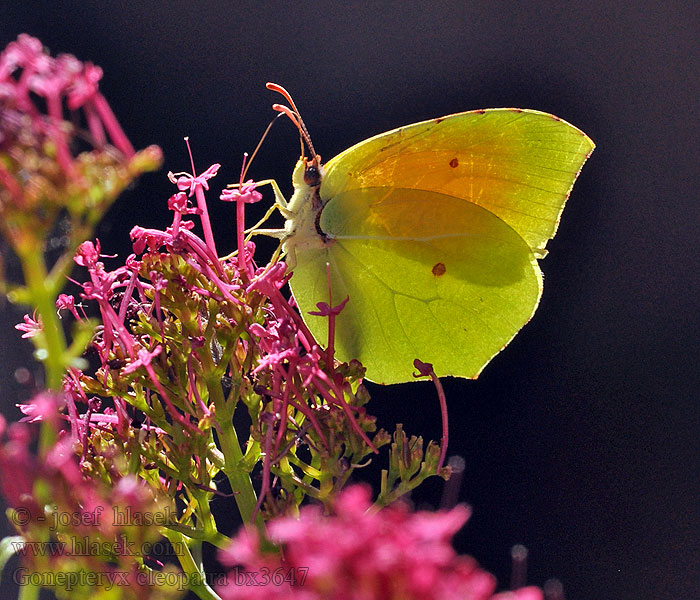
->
281, 108, 594, 384
283, 160, 328, 258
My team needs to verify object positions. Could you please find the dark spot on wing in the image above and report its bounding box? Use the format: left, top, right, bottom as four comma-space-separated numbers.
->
449, 158, 459, 168
432, 262, 446, 276
474, 109, 486, 115
435, 116, 445, 123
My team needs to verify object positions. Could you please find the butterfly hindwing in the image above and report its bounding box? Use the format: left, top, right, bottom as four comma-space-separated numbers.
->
292, 187, 541, 384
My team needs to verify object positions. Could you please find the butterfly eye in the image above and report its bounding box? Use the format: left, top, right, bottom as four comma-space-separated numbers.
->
303, 160, 321, 186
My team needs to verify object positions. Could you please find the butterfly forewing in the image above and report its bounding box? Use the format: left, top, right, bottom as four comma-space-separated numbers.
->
321, 109, 594, 256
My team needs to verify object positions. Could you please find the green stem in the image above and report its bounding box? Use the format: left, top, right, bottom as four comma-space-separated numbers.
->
17, 580, 40, 600
200, 347, 264, 530
18, 245, 70, 453
19, 246, 67, 390
190, 487, 219, 541
165, 530, 221, 600
214, 395, 264, 528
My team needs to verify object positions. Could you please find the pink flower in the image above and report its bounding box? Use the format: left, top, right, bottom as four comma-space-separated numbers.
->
66, 61, 102, 109
308, 296, 349, 318
56, 293, 82, 320
15, 313, 42, 338
17, 391, 66, 424
219, 180, 263, 204
122, 345, 163, 375
0, 34, 136, 166
167, 162, 221, 256
492, 588, 543, 600
74, 239, 101, 267
168, 163, 220, 197
217, 484, 507, 600
167, 191, 199, 214
246, 262, 290, 298
0, 422, 37, 509
130, 225, 171, 254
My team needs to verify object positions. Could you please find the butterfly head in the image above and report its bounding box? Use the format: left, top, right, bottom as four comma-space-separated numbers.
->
291, 155, 324, 192
303, 155, 323, 187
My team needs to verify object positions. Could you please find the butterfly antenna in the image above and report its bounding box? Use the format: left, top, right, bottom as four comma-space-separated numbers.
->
266, 82, 319, 165
241, 112, 286, 181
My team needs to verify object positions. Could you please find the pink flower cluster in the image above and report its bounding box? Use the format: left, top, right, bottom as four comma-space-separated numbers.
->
0, 33, 134, 170
218, 485, 542, 600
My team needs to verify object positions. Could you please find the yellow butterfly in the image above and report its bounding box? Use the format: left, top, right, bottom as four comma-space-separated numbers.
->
257, 83, 594, 384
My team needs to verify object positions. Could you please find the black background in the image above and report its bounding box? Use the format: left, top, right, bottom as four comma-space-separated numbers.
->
1, 2, 699, 599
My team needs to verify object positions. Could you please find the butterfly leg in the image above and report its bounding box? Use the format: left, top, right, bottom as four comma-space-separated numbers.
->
245, 206, 285, 236
243, 179, 298, 241
252, 178, 294, 217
